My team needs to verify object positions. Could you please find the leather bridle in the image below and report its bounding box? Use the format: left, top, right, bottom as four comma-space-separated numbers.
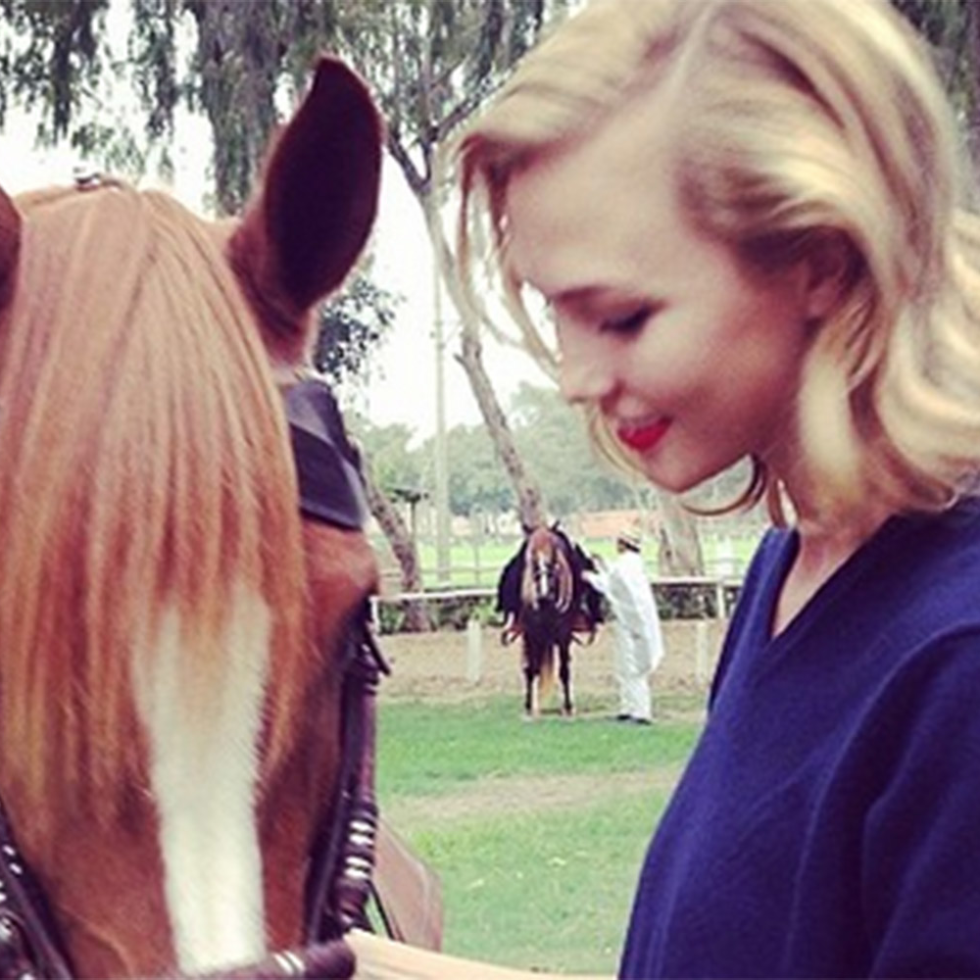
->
305, 613, 389, 943
0, 376, 389, 979
285, 376, 391, 943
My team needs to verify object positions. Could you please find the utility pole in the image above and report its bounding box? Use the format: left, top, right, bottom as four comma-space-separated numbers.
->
433, 264, 452, 584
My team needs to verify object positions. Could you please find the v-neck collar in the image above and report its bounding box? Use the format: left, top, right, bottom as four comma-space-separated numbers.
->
757, 513, 918, 654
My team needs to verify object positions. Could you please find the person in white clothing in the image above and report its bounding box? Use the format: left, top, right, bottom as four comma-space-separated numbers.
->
584, 531, 664, 725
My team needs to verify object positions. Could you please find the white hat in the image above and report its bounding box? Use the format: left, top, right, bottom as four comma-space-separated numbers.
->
617, 529, 642, 552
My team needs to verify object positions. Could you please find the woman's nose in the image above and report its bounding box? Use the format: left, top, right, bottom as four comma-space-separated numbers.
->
558, 333, 616, 405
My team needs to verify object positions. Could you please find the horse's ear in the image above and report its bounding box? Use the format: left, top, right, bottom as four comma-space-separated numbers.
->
0, 186, 21, 313
230, 55, 383, 354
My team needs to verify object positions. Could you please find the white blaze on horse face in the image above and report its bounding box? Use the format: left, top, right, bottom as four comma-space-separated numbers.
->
132, 585, 271, 974
533, 554, 551, 608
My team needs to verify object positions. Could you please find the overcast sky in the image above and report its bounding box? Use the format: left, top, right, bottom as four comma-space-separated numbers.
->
0, 109, 548, 443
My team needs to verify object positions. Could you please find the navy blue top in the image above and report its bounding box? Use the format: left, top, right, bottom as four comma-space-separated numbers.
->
620, 501, 980, 978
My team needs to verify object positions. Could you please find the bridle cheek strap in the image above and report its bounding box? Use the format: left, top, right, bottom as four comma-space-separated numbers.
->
0, 799, 74, 979
288, 378, 441, 954
304, 619, 388, 943
284, 379, 393, 946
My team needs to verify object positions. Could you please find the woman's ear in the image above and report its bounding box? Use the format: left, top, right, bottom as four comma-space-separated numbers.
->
802, 231, 855, 321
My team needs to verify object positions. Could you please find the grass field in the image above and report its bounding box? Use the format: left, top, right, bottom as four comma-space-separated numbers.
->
376, 693, 705, 974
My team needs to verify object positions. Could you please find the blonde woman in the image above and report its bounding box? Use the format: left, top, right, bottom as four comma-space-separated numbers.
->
352, 0, 980, 976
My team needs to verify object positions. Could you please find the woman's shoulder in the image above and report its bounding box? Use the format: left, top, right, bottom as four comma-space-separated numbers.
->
731, 501, 980, 665
822, 497, 980, 690
881, 498, 980, 621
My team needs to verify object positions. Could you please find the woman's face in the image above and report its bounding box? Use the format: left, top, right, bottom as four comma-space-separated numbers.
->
504, 93, 818, 495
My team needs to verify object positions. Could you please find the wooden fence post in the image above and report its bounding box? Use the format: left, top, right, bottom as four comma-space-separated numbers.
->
466, 616, 483, 683
694, 620, 710, 686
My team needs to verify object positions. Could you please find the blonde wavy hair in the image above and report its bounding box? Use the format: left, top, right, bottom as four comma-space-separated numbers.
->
0, 181, 308, 831
448, 0, 980, 528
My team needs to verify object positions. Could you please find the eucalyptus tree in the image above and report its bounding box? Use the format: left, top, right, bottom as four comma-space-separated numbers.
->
0, 0, 696, 571
320, 0, 568, 531
510, 383, 634, 517
315, 276, 437, 628
438, 422, 514, 520
126, 0, 560, 565
0, 0, 151, 174
315, 273, 400, 386
119, 0, 560, 535
0, 0, 106, 142
351, 418, 431, 631
0, 0, 429, 617
13, 0, 974, 581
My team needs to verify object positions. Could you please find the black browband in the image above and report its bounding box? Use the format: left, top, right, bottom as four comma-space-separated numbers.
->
0, 376, 388, 980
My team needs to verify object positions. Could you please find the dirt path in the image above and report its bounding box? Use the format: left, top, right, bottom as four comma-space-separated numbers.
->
376, 620, 726, 703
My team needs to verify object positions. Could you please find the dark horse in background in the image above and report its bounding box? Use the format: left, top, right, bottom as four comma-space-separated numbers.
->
497, 525, 602, 718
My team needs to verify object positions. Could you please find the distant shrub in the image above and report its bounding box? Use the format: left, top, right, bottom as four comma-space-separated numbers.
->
375, 593, 498, 634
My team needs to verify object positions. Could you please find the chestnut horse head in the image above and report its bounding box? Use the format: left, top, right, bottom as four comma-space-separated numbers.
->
0, 57, 382, 977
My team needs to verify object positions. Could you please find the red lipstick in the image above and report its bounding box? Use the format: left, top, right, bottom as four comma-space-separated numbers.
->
617, 418, 671, 453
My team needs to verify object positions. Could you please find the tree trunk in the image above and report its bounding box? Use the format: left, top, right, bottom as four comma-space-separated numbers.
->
454, 329, 546, 530
422, 196, 546, 530
656, 492, 704, 577
360, 454, 432, 633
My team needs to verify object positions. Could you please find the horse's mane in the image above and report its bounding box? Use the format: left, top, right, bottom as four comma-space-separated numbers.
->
0, 182, 308, 837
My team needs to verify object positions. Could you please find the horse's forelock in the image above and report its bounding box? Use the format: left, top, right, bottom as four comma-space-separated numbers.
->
554, 546, 575, 614
520, 527, 576, 613
0, 183, 308, 833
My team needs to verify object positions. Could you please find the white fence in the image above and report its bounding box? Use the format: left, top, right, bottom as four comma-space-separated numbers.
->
369, 576, 743, 634
370, 584, 737, 686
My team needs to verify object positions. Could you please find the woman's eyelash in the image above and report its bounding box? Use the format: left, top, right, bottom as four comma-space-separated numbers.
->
600, 306, 653, 334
